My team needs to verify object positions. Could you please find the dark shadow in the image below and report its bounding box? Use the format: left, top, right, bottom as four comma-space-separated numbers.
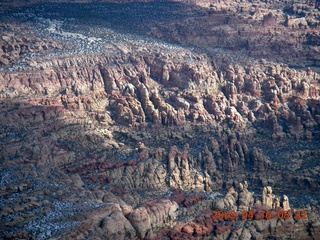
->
1, 1, 318, 71
0, 1, 198, 36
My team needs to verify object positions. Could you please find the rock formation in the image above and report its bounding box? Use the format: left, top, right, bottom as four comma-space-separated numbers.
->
161, 183, 318, 240
0, 0, 319, 239
238, 181, 254, 212
127, 199, 178, 239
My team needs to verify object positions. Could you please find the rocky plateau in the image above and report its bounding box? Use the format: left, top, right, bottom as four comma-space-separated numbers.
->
0, 0, 320, 239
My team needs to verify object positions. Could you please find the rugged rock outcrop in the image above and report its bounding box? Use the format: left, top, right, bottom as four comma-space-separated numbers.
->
127, 199, 178, 239
161, 183, 319, 240
0, 0, 319, 239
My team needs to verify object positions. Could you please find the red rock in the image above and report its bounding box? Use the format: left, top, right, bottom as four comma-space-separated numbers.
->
183, 193, 204, 207
169, 190, 187, 205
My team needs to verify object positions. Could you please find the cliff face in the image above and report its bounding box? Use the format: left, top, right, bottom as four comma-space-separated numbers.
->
0, 1, 320, 239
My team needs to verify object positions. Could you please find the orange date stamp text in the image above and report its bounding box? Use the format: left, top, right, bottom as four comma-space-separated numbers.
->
212, 209, 307, 220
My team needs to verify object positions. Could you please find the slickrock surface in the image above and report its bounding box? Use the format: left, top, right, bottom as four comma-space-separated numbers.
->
0, 0, 320, 239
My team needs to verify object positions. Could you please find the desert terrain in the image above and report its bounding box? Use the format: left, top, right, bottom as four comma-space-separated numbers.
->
0, 0, 320, 239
